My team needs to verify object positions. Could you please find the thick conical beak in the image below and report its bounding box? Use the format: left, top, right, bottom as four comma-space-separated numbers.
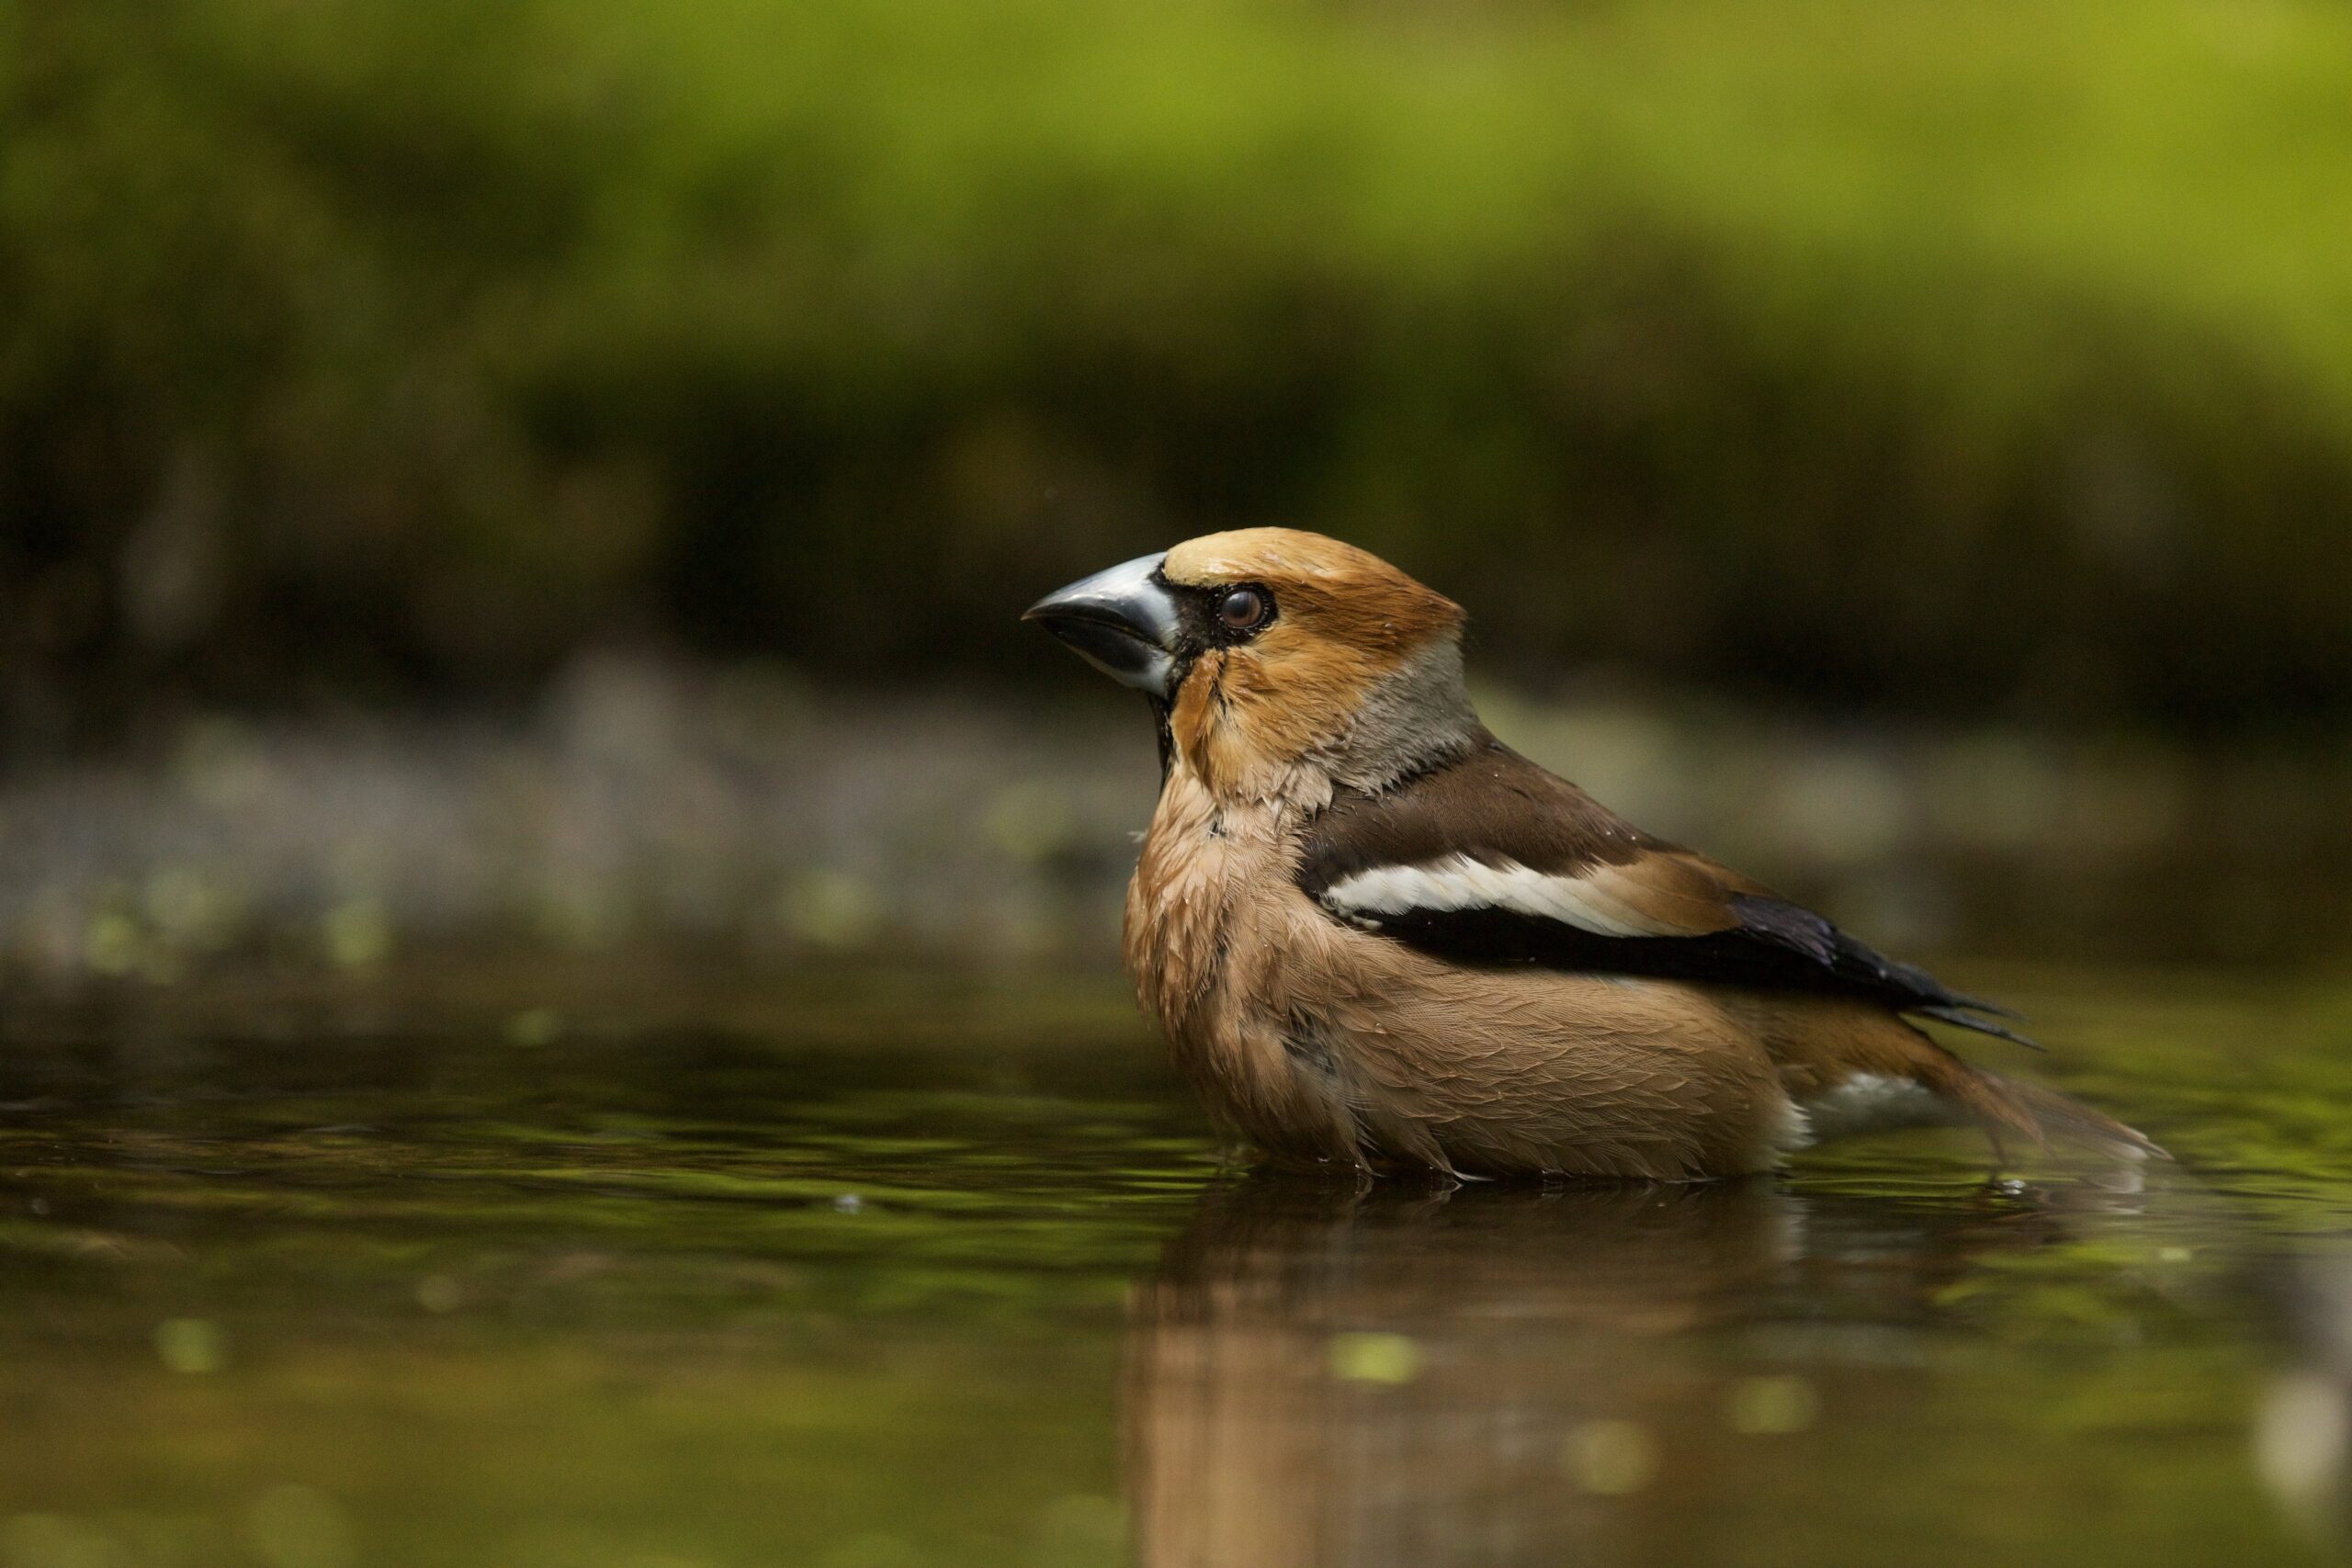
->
1023, 552, 1181, 695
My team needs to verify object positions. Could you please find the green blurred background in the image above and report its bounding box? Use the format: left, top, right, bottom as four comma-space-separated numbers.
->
5, 0, 2349, 976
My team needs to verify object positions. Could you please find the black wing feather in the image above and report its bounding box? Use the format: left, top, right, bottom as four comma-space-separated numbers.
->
1299, 738, 2037, 1048
1724, 894, 2040, 1047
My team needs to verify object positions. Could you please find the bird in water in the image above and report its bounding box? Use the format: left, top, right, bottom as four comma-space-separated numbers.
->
1025, 528, 2160, 1180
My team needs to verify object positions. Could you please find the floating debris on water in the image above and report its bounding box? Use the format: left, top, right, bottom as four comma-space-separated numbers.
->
246, 1483, 356, 1568
504, 1007, 563, 1048
1564, 1419, 1657, 1495
1726, 1375, 1822, 1437
153, 1318, 226, 1375
414, 1276, 465, 1314
1329, 1331, 1422, 1385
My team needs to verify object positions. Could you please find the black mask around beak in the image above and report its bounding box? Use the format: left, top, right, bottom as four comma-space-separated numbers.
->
1023, 552, 1181, 697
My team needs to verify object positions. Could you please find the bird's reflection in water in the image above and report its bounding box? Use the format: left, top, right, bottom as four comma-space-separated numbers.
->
1124, 1173, 2077, 1568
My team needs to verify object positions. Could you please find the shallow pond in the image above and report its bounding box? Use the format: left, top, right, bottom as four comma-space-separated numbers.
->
1, 962, 2349, 1567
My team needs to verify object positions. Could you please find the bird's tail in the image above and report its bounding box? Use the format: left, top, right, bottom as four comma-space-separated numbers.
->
1919, 1052, 2165, 1163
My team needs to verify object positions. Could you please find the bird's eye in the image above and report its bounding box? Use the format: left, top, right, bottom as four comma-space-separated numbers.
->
1218, 587, 1271, 632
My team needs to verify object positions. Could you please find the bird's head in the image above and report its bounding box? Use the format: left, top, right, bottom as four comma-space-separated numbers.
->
1025, 528, 1479, 800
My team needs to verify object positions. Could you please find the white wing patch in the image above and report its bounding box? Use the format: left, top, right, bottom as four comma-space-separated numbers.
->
1317, 853, 1695, 940
1798, 1072, 1958, 1144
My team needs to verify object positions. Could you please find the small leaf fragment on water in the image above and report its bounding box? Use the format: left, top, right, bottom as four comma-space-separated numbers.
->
246, 1483, 355, 1568
1726, 1374, 1821, 1436
322, 899, 390, 969
85, 912, 141, 976
786, 871, 883, 950
1564, 1419, 1657, 1495
414, 1275, 464, 1313
155, 1317, 225, 1374
504, 1007, 562, 1047
1329, 1331, 1422, 1384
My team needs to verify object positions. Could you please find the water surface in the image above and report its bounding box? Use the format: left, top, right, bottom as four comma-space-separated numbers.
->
0, 963, 2347, 1567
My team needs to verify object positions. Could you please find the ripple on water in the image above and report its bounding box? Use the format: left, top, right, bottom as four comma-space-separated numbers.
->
0, 964, 2344, 1568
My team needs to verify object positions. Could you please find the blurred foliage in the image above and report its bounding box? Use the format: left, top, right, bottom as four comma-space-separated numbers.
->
6, 0, 2352, 738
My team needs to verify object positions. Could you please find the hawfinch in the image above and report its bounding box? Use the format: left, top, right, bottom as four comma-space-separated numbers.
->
1025, 528, 2158, 1180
